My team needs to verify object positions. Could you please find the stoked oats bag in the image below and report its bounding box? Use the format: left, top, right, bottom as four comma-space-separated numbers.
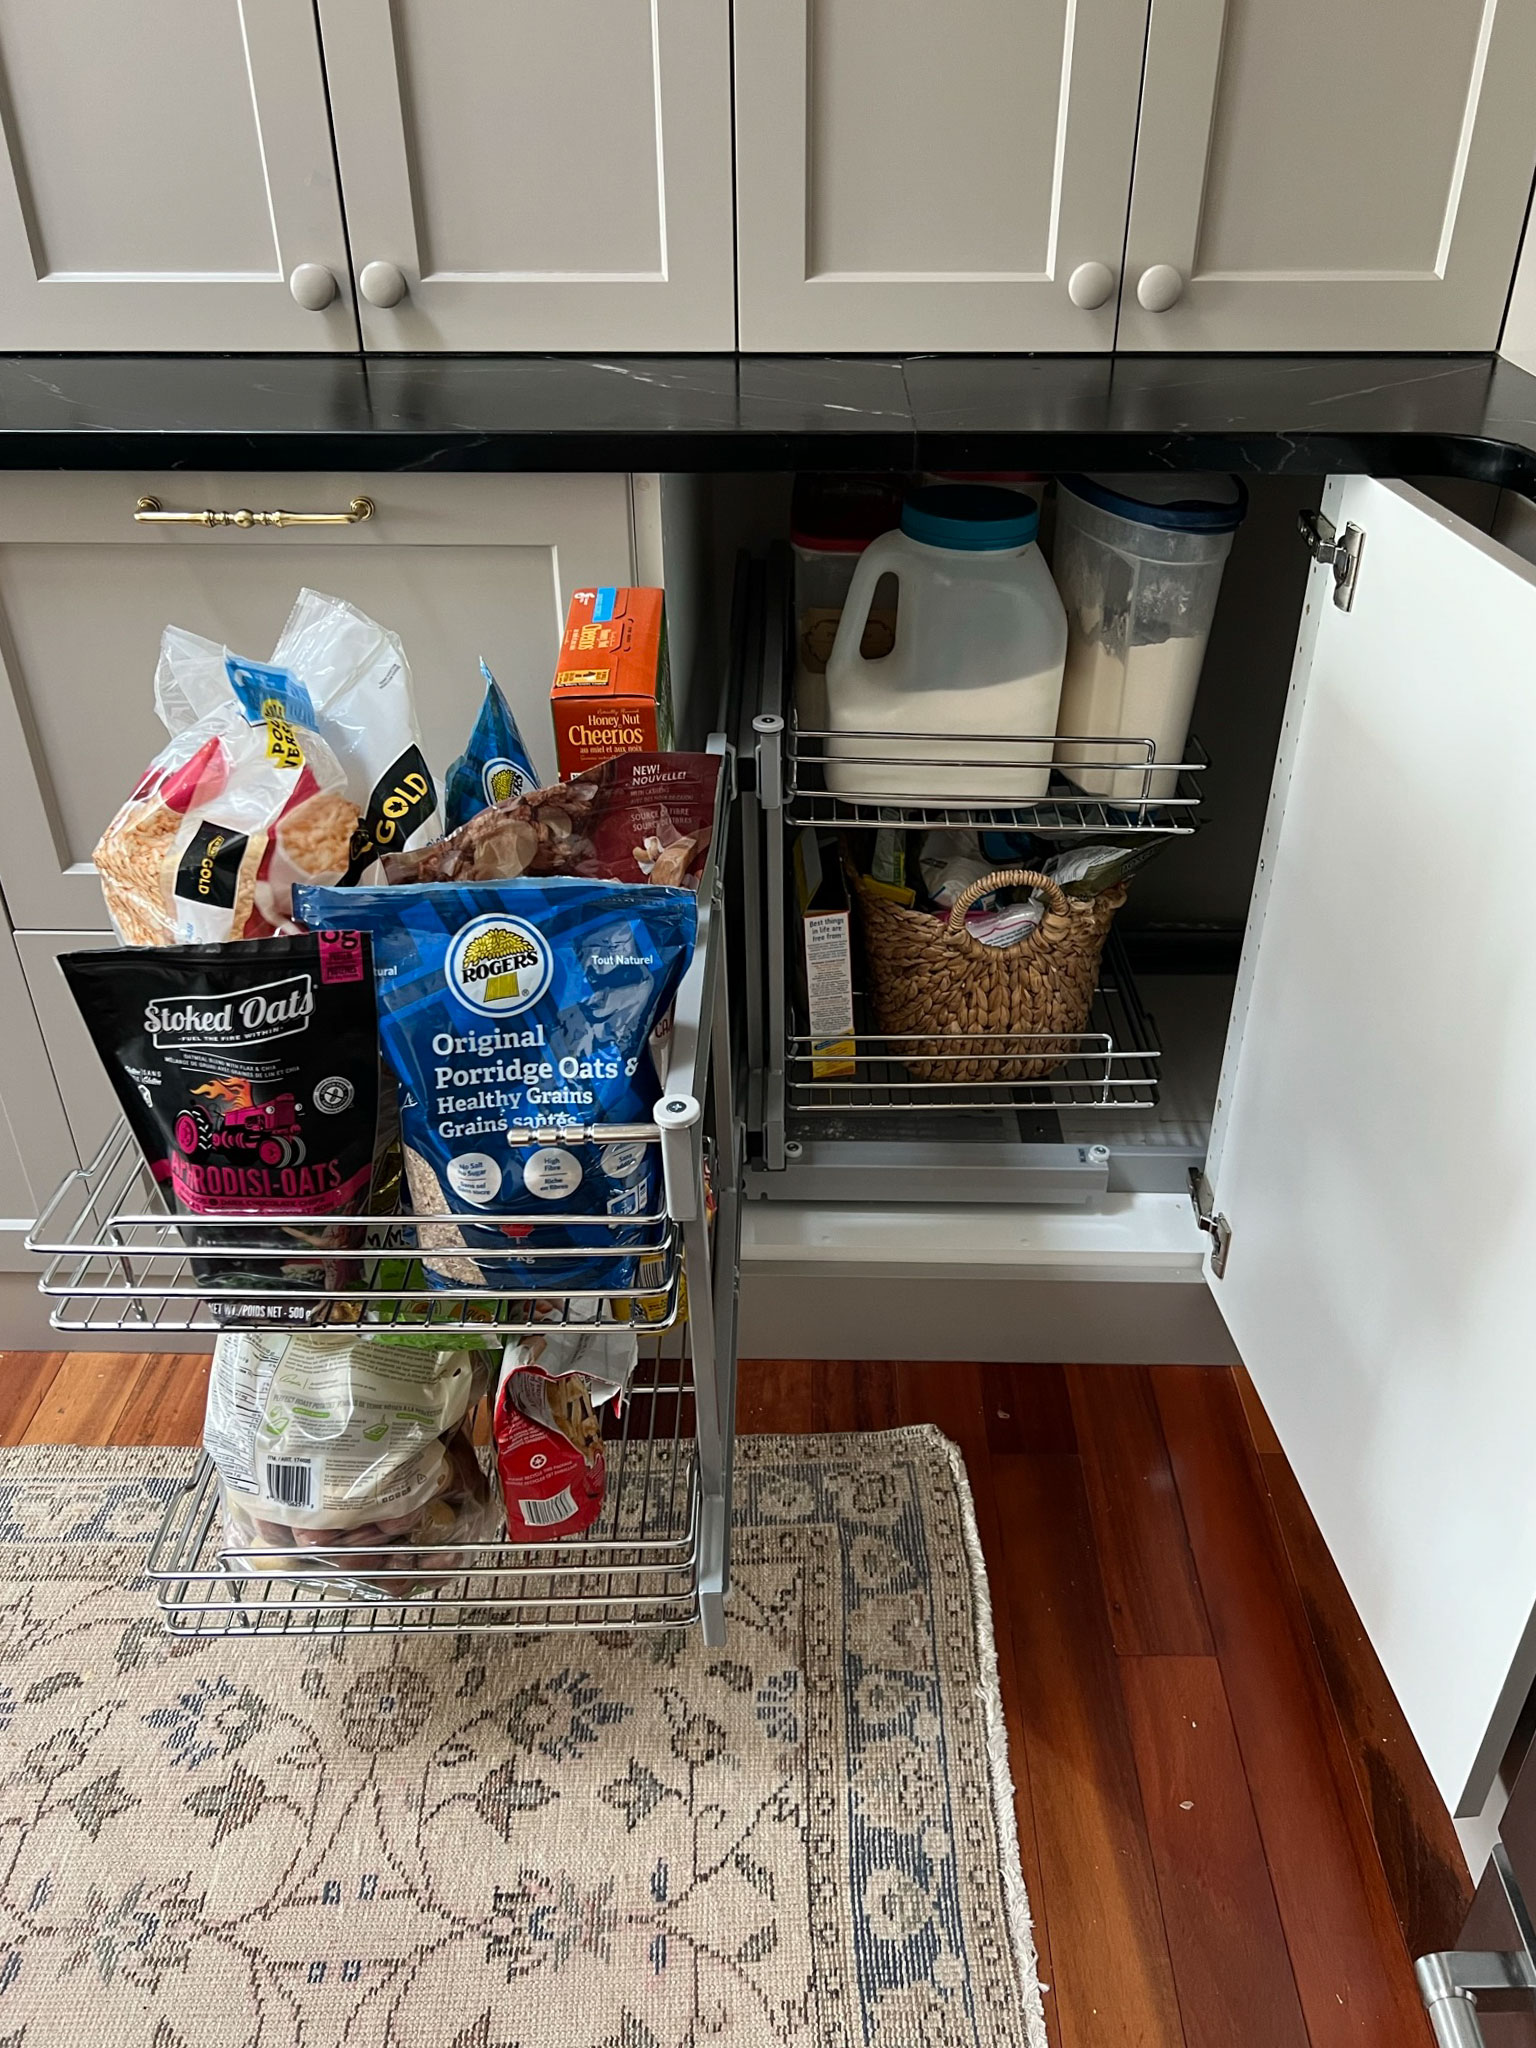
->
294, 878, 697, 1293
443, 661, 542, 832
59, 932, 384, 1312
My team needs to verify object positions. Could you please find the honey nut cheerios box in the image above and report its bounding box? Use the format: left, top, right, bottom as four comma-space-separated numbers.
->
551, 586, 673, 776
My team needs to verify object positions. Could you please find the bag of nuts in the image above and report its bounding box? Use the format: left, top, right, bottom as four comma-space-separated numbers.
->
380, 753, 719, 891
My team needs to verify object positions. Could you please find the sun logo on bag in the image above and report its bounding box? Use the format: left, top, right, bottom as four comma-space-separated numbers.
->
447, 914, 553, 1017
483, 758, 534, 808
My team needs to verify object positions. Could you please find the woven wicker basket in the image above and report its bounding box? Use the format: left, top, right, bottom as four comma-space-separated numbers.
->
850, 865, 1127, 1082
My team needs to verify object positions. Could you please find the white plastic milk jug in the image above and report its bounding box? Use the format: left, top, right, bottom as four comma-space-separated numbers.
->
824, 484, 1067, 802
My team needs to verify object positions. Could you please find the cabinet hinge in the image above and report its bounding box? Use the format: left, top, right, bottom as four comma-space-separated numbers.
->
1298, 509, 1364, 611
1188, 1169, 1231, 1280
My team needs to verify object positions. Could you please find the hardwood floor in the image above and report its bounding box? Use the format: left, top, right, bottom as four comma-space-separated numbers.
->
1, 1348, 1468, 2047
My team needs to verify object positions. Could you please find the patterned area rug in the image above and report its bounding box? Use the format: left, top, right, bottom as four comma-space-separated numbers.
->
0, 1430, 1044, 2048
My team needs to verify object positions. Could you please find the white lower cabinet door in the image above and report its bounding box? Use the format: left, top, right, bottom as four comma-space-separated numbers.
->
0, 0, 357, 351
1205, 475, 1536, 1818
316, 0, 736, 350
0, 472, 640, 929
733, 0, 1148, 351
1117, 0, 1536, 351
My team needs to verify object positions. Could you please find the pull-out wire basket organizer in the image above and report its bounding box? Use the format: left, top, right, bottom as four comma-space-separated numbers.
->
25, 739, 742, 1644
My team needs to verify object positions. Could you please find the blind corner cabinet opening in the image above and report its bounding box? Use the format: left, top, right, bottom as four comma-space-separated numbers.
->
739, 477, 1536, 1834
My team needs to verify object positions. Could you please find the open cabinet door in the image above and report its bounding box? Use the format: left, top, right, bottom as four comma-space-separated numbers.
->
1207, 476, 1536, 1819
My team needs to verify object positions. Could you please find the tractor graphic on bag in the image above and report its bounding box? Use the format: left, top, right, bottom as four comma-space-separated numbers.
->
173, 1077, 307, 1168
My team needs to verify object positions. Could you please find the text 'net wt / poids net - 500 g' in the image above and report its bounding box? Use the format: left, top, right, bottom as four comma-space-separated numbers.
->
294, 879, 697, 1293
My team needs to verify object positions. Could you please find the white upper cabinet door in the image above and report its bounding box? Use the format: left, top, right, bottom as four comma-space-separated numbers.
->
0, 0, 358, 351
733, 0, 1150, 352
315, 0, 736, 351
1206, 476, 1536, 1820
1118, 0, 1536, 351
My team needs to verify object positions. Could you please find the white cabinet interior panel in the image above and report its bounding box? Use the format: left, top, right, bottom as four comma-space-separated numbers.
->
733, 0, 1149, 351
1500, 207, 1536, 378
1119, 0, 1536, 350
0, 920, 80, 1265
317, 0, 735, 350
0, 473, 637, 928
0, 0, 357, 350
1207, 478, 1536, 1817
14, 930, 119, 1177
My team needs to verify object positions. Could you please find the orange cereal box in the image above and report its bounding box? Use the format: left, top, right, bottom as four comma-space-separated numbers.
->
551, 586, 674, 776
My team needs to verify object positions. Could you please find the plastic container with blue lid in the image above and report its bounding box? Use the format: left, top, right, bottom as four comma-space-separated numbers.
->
1061, 473, 1247, 533
899, 483, 1042, 551
1053, 474, 1248, 802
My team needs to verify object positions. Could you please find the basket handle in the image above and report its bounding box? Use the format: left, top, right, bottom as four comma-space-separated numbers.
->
945, 867, 1070, 952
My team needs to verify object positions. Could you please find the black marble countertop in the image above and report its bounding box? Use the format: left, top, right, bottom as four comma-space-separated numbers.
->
2, 352, 1536, 483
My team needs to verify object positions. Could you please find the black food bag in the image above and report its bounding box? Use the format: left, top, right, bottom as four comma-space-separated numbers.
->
60, 932, 385, 1318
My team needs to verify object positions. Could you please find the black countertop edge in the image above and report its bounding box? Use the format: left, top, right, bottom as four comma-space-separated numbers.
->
0, 351, 1534, 486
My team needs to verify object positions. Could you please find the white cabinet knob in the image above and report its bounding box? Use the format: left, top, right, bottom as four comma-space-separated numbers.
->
1136, 264, 1184, 313
288, 262, 337, 312
359, 260, 408, 309
1067, 261, 1115, 311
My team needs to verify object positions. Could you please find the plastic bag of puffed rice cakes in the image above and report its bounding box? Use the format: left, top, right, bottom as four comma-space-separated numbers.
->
294, 878, 697, 1292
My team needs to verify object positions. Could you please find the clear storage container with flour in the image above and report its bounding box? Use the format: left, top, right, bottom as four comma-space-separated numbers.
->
823, 484, 1067, 802
1053, 475, 1246, 801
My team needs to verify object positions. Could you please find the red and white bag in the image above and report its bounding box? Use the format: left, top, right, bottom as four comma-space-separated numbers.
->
492, 1330, 637, 1541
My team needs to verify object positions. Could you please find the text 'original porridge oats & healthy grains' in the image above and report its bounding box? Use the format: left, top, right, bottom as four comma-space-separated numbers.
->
293, 879, 697, 1293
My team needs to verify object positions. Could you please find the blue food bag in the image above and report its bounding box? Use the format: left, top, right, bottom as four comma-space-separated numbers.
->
295, 877, 697, 1294
443, 661, 542, 831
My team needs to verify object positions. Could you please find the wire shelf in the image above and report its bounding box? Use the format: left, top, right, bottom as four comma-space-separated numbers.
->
787, 937, 1161, 1115
786, 725, 1205, 834
27, 1117, 684, 1336
146, 1351, 700, 1638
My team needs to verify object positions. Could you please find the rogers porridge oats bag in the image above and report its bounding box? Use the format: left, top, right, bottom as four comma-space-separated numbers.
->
294, 878, 697, 1294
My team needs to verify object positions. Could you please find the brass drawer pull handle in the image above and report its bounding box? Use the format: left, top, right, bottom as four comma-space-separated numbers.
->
133, 495, 374, 529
